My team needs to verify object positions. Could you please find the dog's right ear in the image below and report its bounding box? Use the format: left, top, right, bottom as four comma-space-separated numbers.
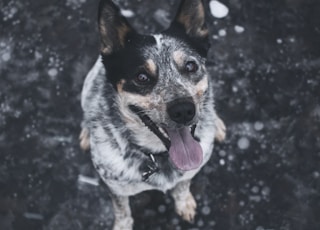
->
98, 0, 133, 55
173, 0, 208, 39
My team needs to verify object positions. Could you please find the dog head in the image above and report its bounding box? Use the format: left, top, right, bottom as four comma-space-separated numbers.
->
99, 0, 211, 171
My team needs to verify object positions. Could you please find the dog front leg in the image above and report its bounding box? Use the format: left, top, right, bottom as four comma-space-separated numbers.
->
109, 193, 133, 230
171, 180, 197, 223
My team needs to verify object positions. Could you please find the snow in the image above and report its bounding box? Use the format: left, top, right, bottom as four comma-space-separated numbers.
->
209, 0, 229, 18
218, 150, 227, 157
289, 37, 295, 43
212, 35, 219, 40
251, 186, 259, 193
219, 159, 226, 165
121, 9, 135, 18
48, 68, 58, 78
35, 51, 42, 60
0, 41, 12, 64
234, 25, 245, 33
261, 186, 270, 196
254, 122, 264, 131
171, 217, 180, 225
197, 219, 205, 227
238, 137, 250, 150
276, 38, 283, 44
23, 212, 44, 220
218, 28, 227, 37
1, 4, 18, 21
249, 195, 261, 202
77, 175, 99, 186
201, 206, 211, 215
2, 52, 11, 62
66, 0, 86, 9
228, 154, 235, 161
239, 200, 245, 206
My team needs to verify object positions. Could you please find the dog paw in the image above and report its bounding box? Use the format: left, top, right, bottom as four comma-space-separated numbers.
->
113, 217, 133, 230
175, 192, 197, 223
79, 128, 90, 151
214, 117, 226, 142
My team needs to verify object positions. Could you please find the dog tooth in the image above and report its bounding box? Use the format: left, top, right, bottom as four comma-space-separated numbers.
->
159, 127, 169, 139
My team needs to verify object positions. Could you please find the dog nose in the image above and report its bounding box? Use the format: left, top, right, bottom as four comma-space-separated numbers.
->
167, 100, 196, 125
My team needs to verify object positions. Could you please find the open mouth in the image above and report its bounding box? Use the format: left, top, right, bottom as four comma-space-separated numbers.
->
129, 105, 203, 171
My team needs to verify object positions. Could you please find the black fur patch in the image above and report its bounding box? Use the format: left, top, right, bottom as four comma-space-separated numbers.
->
101, 34, 158, 95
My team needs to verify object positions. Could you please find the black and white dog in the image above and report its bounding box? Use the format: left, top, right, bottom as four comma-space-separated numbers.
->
80, 0, 226, 229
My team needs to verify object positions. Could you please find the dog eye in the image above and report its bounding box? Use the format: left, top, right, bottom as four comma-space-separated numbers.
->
185, 61, 198, 73
135, 73, 151, 85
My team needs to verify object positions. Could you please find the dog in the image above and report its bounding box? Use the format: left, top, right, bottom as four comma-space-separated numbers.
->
79, 0, 226, 229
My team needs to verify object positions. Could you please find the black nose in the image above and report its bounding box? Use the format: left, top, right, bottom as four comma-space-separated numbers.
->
167, 100, 196, 125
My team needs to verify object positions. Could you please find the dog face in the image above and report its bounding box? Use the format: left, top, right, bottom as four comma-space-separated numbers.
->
99, 0, 209, 127
98, 0, 211, 170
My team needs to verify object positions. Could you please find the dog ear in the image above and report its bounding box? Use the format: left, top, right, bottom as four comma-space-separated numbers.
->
173, 0, 208, 39
98, 0, 133, 55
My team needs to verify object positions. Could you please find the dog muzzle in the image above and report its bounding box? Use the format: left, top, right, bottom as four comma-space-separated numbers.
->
129, 105, 203, 171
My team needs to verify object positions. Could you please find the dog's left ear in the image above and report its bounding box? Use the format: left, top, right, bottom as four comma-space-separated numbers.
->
98, 0, 134, 55
173, 0, 208, 39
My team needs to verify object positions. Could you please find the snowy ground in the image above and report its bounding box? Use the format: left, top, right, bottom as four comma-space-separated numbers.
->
1, 0, 320, 229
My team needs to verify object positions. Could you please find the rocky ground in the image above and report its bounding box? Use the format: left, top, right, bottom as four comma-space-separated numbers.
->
1, 0, 319, 229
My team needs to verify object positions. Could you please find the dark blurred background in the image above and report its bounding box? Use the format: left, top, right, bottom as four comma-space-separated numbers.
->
1, 0, 319, 229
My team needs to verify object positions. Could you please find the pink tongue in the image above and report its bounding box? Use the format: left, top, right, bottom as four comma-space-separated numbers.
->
167, 127, 203, 171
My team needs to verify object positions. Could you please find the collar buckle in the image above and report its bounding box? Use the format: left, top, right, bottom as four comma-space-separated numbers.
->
142, 153, 159, 181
